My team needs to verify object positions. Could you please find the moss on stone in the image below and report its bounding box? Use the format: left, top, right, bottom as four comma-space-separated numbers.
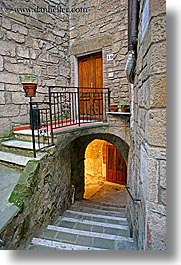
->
9, 184, 32, 212
8, 160, 40, 212
18, 160, 40, 186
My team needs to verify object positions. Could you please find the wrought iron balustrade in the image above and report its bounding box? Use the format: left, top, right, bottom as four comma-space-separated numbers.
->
29, 86, 111, 157
29, 101, 54, 158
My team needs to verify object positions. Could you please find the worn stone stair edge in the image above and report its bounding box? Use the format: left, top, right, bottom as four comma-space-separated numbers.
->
66, 210, 127, 222
71, 204, 126, 217
47, 225, 134, 242
30, 238, 107, 250
13, 132, 58, 146
1, 140, 47, 151
0, 151, 46, 167
0, 151, 31, 167
79, 199, 126, 209
58, 216, 129, 230
75, 200, 126, 212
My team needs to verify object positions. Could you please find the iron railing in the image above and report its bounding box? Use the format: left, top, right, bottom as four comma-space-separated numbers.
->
29, 100, 54, 158
30, 86, 111, 157
126, 185, 141, 204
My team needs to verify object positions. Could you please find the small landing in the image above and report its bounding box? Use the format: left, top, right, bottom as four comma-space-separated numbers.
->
84, 182, 127, 208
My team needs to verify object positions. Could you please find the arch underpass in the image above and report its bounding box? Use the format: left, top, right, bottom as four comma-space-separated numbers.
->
63, 125, 130, 200
2, 120, 130, 249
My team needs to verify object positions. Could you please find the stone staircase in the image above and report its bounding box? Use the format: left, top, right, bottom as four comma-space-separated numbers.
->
27, 200, 137, 250
0, 129, 49, 170
0, 129, 48, 234
0, 129, 137, 250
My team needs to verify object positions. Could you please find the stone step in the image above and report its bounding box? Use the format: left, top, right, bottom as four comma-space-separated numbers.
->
72, 201, 126, 217
1, 140, 47, 157
28, 238, 107, 250
76, 198, 126, 209
28, 200, 137, 250
55, 216, 130, 237
0, 151, 44, 170
64, 209, 128, 226
0, 151, 30, 170
82, 197, 126, 209
29, 236, 137, 250
47, 225, 133, 242
13, 129, 55, 144
29, 225, 134, 250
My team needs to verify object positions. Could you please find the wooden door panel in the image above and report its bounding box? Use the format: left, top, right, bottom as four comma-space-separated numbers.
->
78, 53, 103, 119
95, 55, 103, 88
79, 58, 91, 116
106, 143, 127, 185
93, 55, 103, 117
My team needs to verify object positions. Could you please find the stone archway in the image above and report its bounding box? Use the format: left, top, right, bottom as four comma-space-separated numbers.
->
70, 133, 129, 200
84, 139, 127, 200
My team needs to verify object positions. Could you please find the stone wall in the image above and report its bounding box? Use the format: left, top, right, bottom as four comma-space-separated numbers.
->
69, 0, 129, 105
0, 0, 70, 137
127, 0, 166, 250
0, 0, 130, 137
85, 139, 106, 186
0, 120, 130, 249
0, 145, 72, 249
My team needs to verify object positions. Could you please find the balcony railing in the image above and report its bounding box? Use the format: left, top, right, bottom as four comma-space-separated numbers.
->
30, 86, 111, 157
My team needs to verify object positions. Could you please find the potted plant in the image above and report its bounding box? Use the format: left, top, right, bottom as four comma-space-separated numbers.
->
20, 72, 37, 97
109, 103, 118, 112
120, 101, 130, 112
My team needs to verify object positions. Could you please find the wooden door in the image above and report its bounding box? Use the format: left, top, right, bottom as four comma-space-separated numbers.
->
78, 53, 103, 120
106, 143, 127, 185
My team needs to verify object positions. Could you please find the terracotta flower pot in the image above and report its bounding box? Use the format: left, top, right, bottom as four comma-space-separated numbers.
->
109, 104, 118, 112
22, 83, 37, 97
121, 105, 130, 112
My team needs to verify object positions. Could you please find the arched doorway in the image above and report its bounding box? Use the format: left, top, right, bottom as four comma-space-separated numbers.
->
84, 139, 127, 199
70, 132, 129, 200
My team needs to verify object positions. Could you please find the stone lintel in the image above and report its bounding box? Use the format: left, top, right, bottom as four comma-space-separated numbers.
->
70, 35, 112, 55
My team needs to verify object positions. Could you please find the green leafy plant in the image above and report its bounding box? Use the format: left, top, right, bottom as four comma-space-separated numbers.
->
62, 112, 70, 119
20, 71, 36, 83
120, 100, 129, 107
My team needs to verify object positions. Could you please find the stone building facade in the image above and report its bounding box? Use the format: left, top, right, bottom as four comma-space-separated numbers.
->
0, 0, 130, 137
69, 0, 129, 104
0, 0, 70, 137
127, 0, 166, 250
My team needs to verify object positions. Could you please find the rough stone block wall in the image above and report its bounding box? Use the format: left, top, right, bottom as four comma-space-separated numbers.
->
0, 0, 70, 137
127, 0, 166, 250
0, 145, 72, 249
69, 0, 129, 105
85, 139, 106, 185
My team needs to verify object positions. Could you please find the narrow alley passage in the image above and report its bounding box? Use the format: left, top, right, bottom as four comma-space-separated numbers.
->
27, 182, 137, 250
